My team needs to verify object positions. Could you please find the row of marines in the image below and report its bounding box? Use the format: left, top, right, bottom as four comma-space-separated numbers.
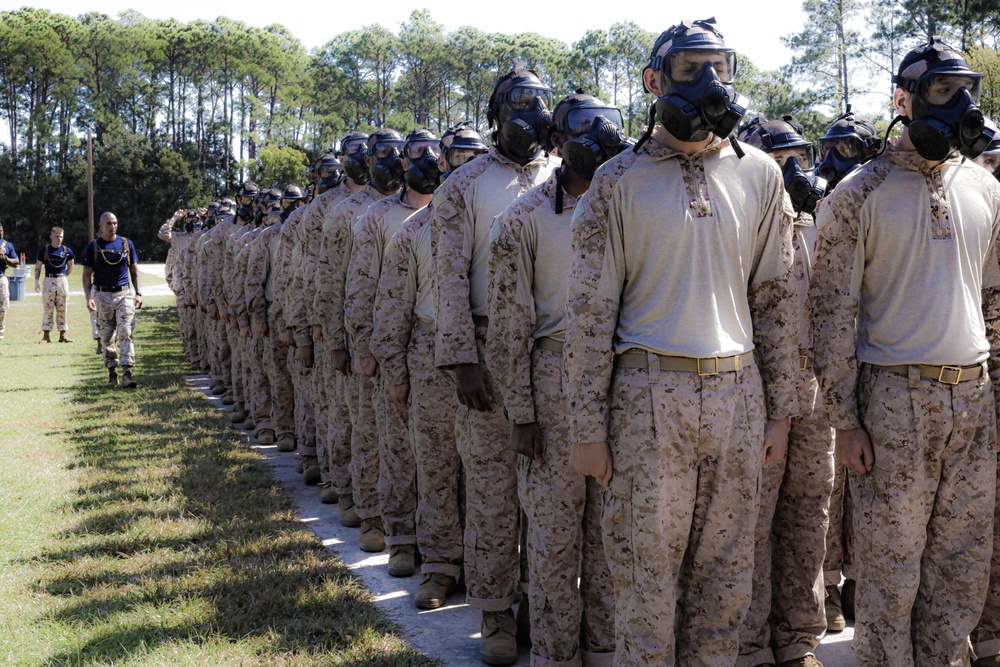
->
158, 21, 1000, 667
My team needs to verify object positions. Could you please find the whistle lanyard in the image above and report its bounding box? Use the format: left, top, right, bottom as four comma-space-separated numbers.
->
44, 245, 68, 269
96, 238, 128, 266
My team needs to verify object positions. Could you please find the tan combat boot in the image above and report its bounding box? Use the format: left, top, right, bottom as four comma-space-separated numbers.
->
107, 368, 118, 385
480, 609, 518, 666
825, 585, 846, 632
275, 434, 296, 452
776, 656, 824, 667
387, 545, 416, 577
339, 493, 361, 527
58, 331, 72, 343
358, 517, 385, 553
256, 429, 275, 446
120, 367, 137, 389
229, 404, 248, 423
41, 330, 51, 343
301, 456, 321, 486
319, 482, 338, 504
414, 572, 456, 610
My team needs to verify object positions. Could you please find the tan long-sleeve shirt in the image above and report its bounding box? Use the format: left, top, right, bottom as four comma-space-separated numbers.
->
370, 206, 435, 388
564, 136, 799, 445
345, 192, 424, 358
810, 147, 1000, 429
487, 172, 577, 424
431, 145, 559, 368
312, 185, 392, 350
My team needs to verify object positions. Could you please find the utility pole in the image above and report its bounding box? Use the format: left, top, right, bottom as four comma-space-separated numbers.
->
87, 129, 94, 242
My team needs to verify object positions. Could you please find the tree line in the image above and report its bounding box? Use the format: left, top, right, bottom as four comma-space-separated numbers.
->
0, 2, 996, 261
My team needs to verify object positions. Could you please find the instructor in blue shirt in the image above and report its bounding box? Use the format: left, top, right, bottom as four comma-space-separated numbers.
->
34, 226, 75, 343
81, 212, 142, 387
0, 222, 20, 350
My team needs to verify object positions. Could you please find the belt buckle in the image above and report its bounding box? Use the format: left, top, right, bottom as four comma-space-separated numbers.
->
800, 355, 810, 371
937, 365, 963, 385
697, 356, 720, 376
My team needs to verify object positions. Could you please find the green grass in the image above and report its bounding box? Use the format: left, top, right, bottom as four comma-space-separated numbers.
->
0, 291, 438, 667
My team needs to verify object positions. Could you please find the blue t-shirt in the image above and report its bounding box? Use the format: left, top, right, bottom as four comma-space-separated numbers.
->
80, 236, 138, 288
0, 239, 16, 276
36, 244, 75, 276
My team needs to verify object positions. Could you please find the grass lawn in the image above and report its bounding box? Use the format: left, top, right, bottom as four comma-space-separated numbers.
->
0, 284, 437, 667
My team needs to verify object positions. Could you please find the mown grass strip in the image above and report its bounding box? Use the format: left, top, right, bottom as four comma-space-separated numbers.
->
0, 288, 438, 667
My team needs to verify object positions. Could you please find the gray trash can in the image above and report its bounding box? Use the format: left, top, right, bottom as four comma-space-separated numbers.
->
8, 273, 25, 301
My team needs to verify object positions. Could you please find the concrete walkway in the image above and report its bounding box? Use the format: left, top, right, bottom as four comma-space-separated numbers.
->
8, 264, 174, 298
189, 374, 858, 667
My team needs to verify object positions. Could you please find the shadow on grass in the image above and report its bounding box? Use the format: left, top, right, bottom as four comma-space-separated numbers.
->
27, 305, 438, 667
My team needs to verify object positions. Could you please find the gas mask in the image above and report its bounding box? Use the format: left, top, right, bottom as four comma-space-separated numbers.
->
317, 172, 343, 193
907, 78, 992, 160
498, 93, 553, 160
343, 148, 369, 185
562, 115, 633, 181
369, 142, 405, 193
816, 138, 864, 188
655, 61, 748, 142
404, 152, 442, 195
782, 157, 825, 215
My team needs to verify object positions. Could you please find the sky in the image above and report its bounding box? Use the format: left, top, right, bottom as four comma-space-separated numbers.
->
4, 0, 806, 72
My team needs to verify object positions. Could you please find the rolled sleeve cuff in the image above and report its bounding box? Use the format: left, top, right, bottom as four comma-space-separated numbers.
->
293, 328, 312, 347
827, 402, 863, 431
570, 411, 608, 447
434, 346, 479, 368
503, 399, 537, 426
352, 338, 372, 358
763, 386, 798, 422
381, 358, 409, 388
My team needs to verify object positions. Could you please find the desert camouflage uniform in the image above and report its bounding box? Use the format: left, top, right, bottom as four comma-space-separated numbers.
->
272, 206, 316, 458
246, 222, 292, 441
432, 145, 558, 612
314, 184, 392, 520
287, 184, 353, 483
810, 147, 1000, 667
40, 275, 70, 332
229, 222, 264, 428
158, 215, 181, 284
158, 218, 198, 361
191, 230, 212, 368
739, 209, 835, 666
0, 242, 7, 339
36, 241, 73, 334
973, 265, 1000, 661
95, 290, 135, 367
180, 229, 206, 365
823, 465, 855, 589
372, 206, 464, 575
487, 173, 616, 667
564, 137, 798, 667
198, 216, 239, 388
85, 236, 141, 370
224, 220, 254, 408
347, 193, 424, 545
